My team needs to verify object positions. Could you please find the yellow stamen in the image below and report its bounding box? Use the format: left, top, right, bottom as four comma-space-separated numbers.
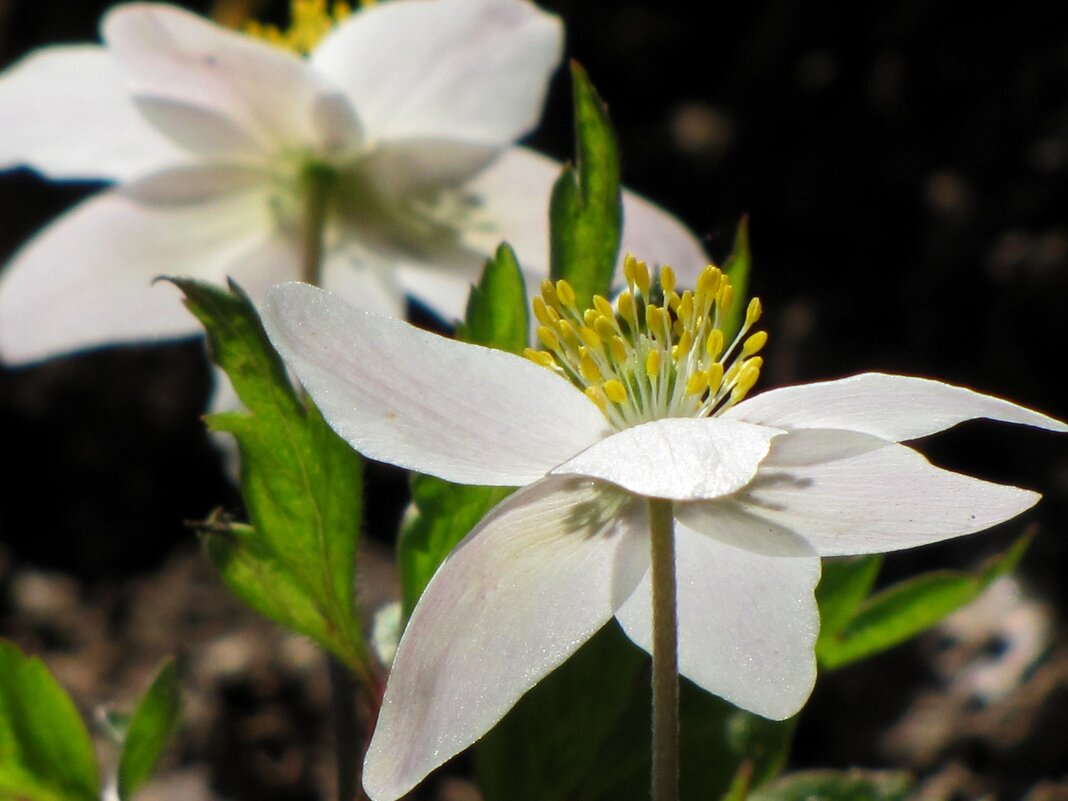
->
646, 351, 661, 378
741, 330, 768, 357
604, 380, 628, 404
245, 0, 354, 55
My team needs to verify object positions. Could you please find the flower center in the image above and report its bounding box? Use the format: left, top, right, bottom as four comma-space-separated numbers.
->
245, 0, 357, 55
524, 255, 767, 430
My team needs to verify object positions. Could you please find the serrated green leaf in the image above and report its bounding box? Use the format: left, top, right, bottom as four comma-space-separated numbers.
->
173, 279, 370, 677
549, 61, 622, 308
475, 624, 794, 801
457, 243, 529, 354
818, 534, 1031, 669
0, 641, 100, 801
117, 660, 181, 801
720, 216, 751, 341
816, 555, 883, 641
748, 770, 911, 801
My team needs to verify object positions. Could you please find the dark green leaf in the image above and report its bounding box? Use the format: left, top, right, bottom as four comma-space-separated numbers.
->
748, 770, 911, 801
816, 555, 883, 641
720, 216, 752, 341
117, 660, 181, 801
475, 624, 795, 801
174, 279, 370, 676
457, 243, 529, 354
818, 534, 1031, 669
0, 640, 100, 801
549, 61, 622, 308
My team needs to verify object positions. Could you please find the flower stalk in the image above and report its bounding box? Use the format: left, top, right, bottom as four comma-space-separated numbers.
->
301, 162, 336, 287
649, 497, 679, 801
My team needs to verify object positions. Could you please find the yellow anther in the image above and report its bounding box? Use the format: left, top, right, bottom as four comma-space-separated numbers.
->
594, 316, 616, 342
593, 295, 615, 320
676, 330, 694, 357
245, 0, 353, 55
633, 258, 651, 295
666, 291, 681, 312
556, 279, 576, 309
717, 282, 734, 312
705, 328, 724, 360
697, 266, 722, 297
706, 362, 725, 391
645, 304, 665, 334
623, 253, 638, 286
617, 290, 638, 328
741, 330, 768, 357
677, 291, 694, 324
745, 297, 763, 326
579, 326, 602, 351
604, 380, 628, 404
540, 280, 559, 309
685, 370, 709, 396
536, 326, 560, 352
732, 359, 763, 401
585, 386, 608, 411
610, 336, 628, 363
646, 350, 661, 378
583, 309, 600, 328
558, 319, 580, 348
523, 348, 555, 368
532, 296, 553, 327
659, 265, 677, 296
580, 354, 602, 382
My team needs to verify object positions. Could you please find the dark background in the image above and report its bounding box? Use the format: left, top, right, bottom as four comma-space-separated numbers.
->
1, 1, 1066, 799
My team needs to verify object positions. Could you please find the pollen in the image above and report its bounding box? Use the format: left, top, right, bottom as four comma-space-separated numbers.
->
245, 0, 357, 55
523, 254, 768, 429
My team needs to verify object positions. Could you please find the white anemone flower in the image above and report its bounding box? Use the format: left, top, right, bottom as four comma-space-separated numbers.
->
0, 0, 707, 364
262, 259, 1065, 801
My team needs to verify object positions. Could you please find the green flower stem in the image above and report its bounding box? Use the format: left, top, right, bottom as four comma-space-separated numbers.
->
301, 162, 337, 286
648, 497, 679, 801
329, 656, 361, 801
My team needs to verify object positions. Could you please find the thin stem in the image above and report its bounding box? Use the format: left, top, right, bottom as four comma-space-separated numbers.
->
648, 497, 679, 801
301, 163, 335, 286
328, 655, 360, 801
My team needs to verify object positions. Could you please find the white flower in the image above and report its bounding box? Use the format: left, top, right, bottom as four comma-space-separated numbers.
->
261, 261, 1065, 801
0, 0, 707, 364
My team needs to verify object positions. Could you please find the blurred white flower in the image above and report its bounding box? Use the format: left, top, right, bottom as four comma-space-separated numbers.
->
0, 0, 707, 363
262, 261, 1066, 801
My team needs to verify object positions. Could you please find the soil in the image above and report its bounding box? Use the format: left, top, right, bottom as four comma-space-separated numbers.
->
1, 1, 1066, 799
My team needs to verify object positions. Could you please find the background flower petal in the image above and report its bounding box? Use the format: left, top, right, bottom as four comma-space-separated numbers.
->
262, 282, 609, 485
363, 475, 646, 801
102, 4, 359, 157
552, 417, 780, 501
462, 146, 711, 283
737, 442, 1042, 555
312, 0, 562, 145
0, 167, 277, 363
615, 519, 820, 721
725, 372, 1067, 440
0, 45, 187, 181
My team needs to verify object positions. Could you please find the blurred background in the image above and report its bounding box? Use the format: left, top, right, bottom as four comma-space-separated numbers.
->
1, 1, 1066, 799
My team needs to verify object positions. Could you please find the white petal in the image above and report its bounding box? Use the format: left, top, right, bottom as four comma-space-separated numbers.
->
262, 283, 609, 485
0, 45, 186, 181
320, 249, 407, 319
760, 428, 891, 468
737, 442, 1042, 556
360, 138, 502, 197
363, 475, 647, 801
725, 372, 1067, 440
615, 519, 820, 720
552, 417, 781, 501
312, 0, 562, 145
102, 4, 360, 157
462, 147, 710, 283
0, 168, 274, 363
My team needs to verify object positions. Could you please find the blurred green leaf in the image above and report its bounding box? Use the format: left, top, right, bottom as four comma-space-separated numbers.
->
816, 555, 883, 641
475, 624, 794, 801
398, 251, 526, 617
550, 61, 622, 308
457, 243, 529, 355
0, 640, 100, 801
818, 534, 1031, 669
720, 216, 752, 341
174, 279, 370, 677
118, 660, 181, 801
748, 769, 911, 801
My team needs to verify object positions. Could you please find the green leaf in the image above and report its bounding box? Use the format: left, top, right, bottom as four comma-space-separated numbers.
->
174, 279, 370, 677
748, 770, 911, 801
117, 660, 181, 801
457, 243, 529, 354
475, 624, 795, 801
818, 534, 1031, 669
549, 61, 622, 308
720, 216, 752, 341
0, 640, 100, 801
815, 555, 883, 640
